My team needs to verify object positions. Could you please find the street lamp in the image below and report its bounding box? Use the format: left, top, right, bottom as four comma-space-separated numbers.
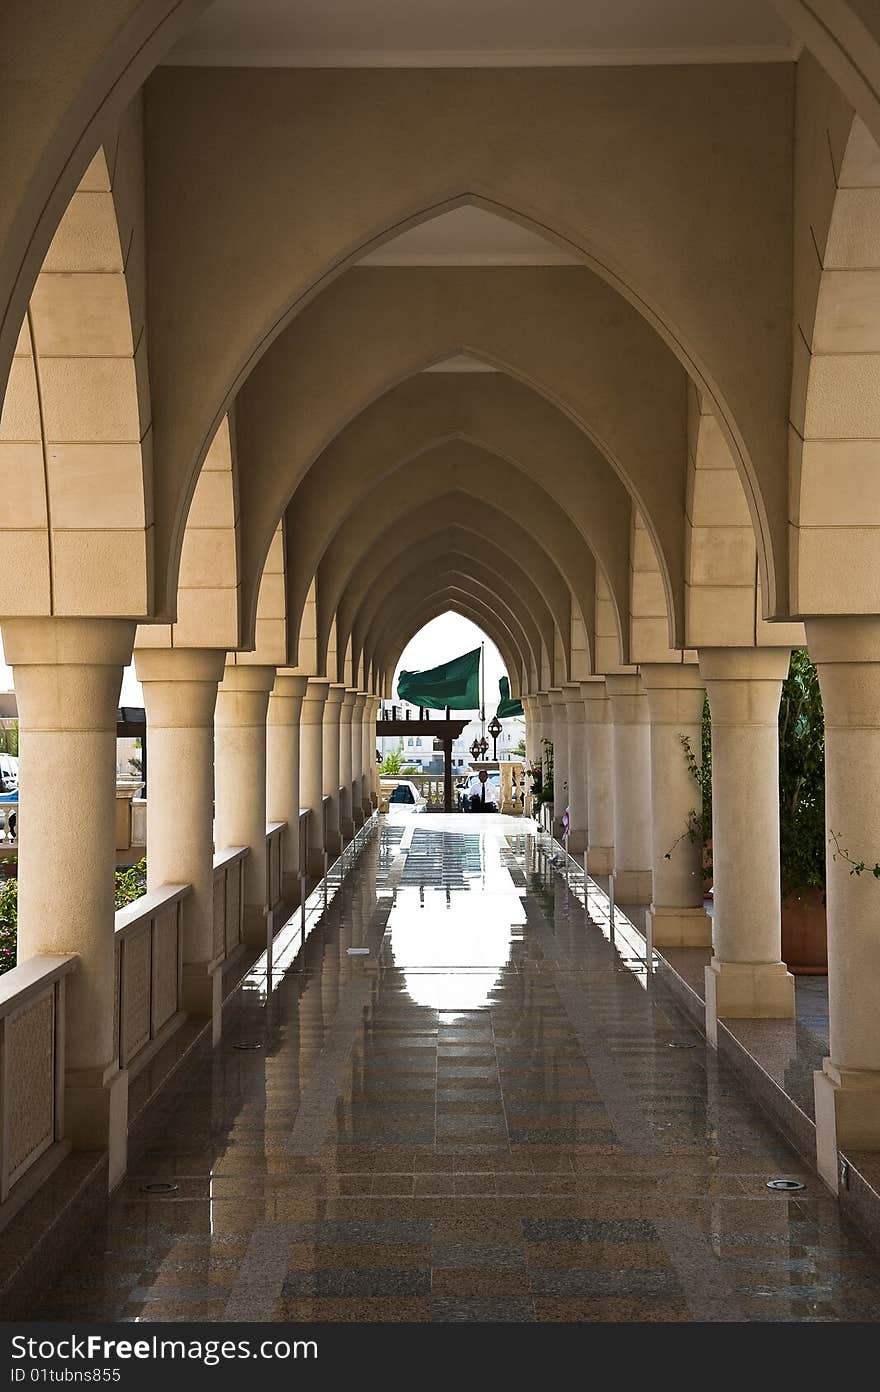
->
469, 737, 482, 762
488, 715, 502, 761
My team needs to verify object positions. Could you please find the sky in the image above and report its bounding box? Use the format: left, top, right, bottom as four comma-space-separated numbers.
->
0, 612, 508, 711
392, 613, 508, 714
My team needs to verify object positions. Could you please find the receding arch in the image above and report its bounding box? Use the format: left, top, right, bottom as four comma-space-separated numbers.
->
351, 549, 548, 696
280, 371, 634, 658
230, 267, 680, 647
144, 62, 793, 624
377, 593, 524, 702
344, 528, 555, 692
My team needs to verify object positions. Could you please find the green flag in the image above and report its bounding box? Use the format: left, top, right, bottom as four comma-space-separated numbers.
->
496, 676, 524, 719
397, 647, 481, 711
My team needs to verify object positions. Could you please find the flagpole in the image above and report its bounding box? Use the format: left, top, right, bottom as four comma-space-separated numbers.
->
480, 641, 485, 738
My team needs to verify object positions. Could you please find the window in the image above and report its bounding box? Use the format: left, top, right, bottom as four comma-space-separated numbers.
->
407, 738, 414, 747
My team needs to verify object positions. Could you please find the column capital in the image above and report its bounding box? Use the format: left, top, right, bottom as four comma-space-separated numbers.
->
805, 615, 880, 664
340, 687, 358, 716
271, 671, 309, 700
2, 616, 134, 668
135, 647, 227, 686
218, 662, 276, 695
697, 647, 790, 683
352, 692, 368, 716
638, 662, 704, 692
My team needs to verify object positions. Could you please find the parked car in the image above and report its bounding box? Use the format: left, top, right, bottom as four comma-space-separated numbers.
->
379, 777, 427, 813
0, 754, 19, 791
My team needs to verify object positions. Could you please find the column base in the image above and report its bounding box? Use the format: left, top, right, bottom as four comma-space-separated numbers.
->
705, 957, 795, 1048
325, 829, 342, 859
587, 845, 614, 877
308, 848, 327, 880
647, 905, 712, 950
242, 903, 270, 951
341, 818, 355, 845
567, 827, 587, 855
65, 1063, 129, 1191
353, 807, 365, 830
181, 961, 223, 1045
815, 1061, 880, 1193
612, 868, 652, 904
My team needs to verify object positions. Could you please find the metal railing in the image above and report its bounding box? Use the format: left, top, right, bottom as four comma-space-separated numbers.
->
115, 884, 189, 1073
0, 954, 76, 1204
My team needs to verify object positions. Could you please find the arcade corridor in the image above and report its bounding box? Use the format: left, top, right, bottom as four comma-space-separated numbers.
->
34, 817, 880, 1324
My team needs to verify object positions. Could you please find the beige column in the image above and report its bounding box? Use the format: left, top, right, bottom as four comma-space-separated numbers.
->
338, 689, 357, 843
699, 648, 794, 1045
582, 679, 614, 876
5, 617, 135, 1187
266, 671, 308, 909
806, 618, 880, 1189
364, 694, 381, 806
523, 695, 541, 768
214, 663, 276, 951
322, 684, 346, 858
565, 688, 588, 855
606, 674, 652, 904
548, 689, 570, 837
301, 678, 330, 878
641, 664, 712, 950
135, 647, 227, 1042
351, 692, 367, 826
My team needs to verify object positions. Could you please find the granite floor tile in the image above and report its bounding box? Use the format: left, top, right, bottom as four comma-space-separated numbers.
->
31, 817, 880, 1323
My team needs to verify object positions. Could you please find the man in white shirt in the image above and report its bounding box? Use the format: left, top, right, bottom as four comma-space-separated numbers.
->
466, 769, 498, 812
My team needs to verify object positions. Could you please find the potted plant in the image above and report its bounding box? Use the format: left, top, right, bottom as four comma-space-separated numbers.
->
778, 649, 827, 973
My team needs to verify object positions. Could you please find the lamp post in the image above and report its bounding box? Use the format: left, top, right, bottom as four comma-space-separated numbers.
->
488, 715, 502, 761
470, 738, 482, 762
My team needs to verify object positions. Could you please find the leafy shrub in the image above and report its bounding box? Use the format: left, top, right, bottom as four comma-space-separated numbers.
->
0, 859, 148, 975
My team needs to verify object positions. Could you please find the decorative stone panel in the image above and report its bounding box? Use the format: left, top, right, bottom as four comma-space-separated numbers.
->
152, 908, 179, 1033
121, 926, 150, 1065
7, 993, 54, 1178
225, 864, 241, 955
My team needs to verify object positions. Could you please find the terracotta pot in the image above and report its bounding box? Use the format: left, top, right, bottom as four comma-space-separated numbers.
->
781, 886, 827, 975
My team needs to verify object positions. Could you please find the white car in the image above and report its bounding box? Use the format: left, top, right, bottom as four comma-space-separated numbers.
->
381, 778, 427, 813
0, 754, 18, 792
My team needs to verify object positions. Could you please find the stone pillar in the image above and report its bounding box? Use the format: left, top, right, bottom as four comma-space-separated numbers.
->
5, 617, 134, 1187
641, 664, 712, 950
266, 670, 308, 909
698, 648, 794, 1046
548, 688, 569, 838
606, 674, 652, 904
364, 694, 381, 806
582, 679, 615, 876
301, 678, 330, 877
523, 695, 541, 768
214, 663, 276, 951
351, 692, 367, 826
565, 688, 588, 855
135, 647, 227, 1042
322, 684, 345, 858
806, 618, 880, 1188
338, 689, 357, 843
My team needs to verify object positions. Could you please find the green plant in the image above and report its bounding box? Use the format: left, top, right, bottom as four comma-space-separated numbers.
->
379, 749, 406, 774
778, 649, 825, 898
666, 695, 712, 868
514, 737, 527, 758
0, 721, 19, 757
534, 737, 554, 807
115, 857, 148, 909
828, 829, 880, 880
0, 877, 17, 975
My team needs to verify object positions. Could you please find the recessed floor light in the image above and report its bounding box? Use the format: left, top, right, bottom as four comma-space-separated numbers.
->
233, 1041, 263, 1051
766, 1178, 806, 1191
141, 1181, 178, 1194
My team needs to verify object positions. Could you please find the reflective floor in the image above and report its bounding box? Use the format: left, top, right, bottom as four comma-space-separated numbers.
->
35, 815, 880, 1322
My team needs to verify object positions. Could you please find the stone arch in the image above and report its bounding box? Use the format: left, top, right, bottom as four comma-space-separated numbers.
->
0, 3, 208, 412
315, 483, 586, 684
0, 114, 152, 617
349, 546, 549, 695
377, 593, 524, 702
791, 54, 880, 616
232, 267, 682, 646
344, 529, 553, 693
280, 371, 633, 660
144, 63, 793, 618
368, 573, 533, 701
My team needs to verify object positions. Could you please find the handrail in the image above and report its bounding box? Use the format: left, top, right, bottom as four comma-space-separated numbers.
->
0, 953, 77, 1019
213, 845, 247, 872
114, 883, 189, 938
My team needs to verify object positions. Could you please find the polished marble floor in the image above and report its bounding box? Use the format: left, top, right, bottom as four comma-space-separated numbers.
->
34, 814, 880, 1322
